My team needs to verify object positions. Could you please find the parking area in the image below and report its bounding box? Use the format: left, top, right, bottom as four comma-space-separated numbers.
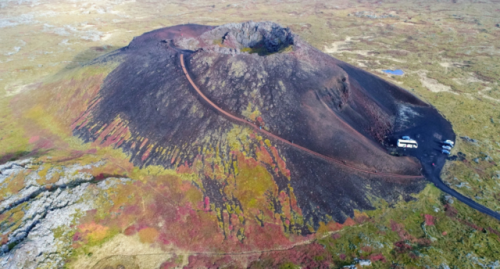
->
384, 106, 500, 220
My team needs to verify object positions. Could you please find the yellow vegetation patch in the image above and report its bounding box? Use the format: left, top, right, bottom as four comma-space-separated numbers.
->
0, 171, 28, 200
242, 102, 262, 122
78, 222, 110, 244
0, 204, 26, 235
69, 233, 169, 269
138, 227, 160, 244
228, 153, 277, 210
36, 164, 61, 185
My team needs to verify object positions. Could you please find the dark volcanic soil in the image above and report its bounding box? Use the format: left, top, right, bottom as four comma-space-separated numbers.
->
73, 21, 458, 228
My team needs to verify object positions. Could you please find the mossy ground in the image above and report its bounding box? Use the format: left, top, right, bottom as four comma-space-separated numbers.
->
1, 0, 500, 268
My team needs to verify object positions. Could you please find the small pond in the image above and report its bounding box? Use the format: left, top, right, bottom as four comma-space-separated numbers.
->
382, 69, 404, 76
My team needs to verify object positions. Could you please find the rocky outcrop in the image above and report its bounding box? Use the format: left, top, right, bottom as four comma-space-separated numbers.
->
0, 159, 131, 269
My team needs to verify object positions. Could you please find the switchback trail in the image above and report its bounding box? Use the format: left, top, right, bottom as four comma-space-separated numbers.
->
179, 54, 423, 180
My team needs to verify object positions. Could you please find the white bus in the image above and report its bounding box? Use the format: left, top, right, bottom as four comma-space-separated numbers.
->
397, 139, 418, 149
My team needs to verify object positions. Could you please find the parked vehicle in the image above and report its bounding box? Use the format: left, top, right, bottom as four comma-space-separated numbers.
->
442, 149, 450, 155
442, 145, 452, 150
398, 138, 418, 149
443, 140, 454, 147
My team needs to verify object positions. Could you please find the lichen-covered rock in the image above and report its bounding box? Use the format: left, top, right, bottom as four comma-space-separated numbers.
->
0, 159, 132, 269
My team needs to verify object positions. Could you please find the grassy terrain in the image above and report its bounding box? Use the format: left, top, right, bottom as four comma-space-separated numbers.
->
1, 0, 500, 268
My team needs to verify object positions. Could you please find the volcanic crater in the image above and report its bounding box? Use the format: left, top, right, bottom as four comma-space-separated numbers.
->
73, 21, 453, 229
